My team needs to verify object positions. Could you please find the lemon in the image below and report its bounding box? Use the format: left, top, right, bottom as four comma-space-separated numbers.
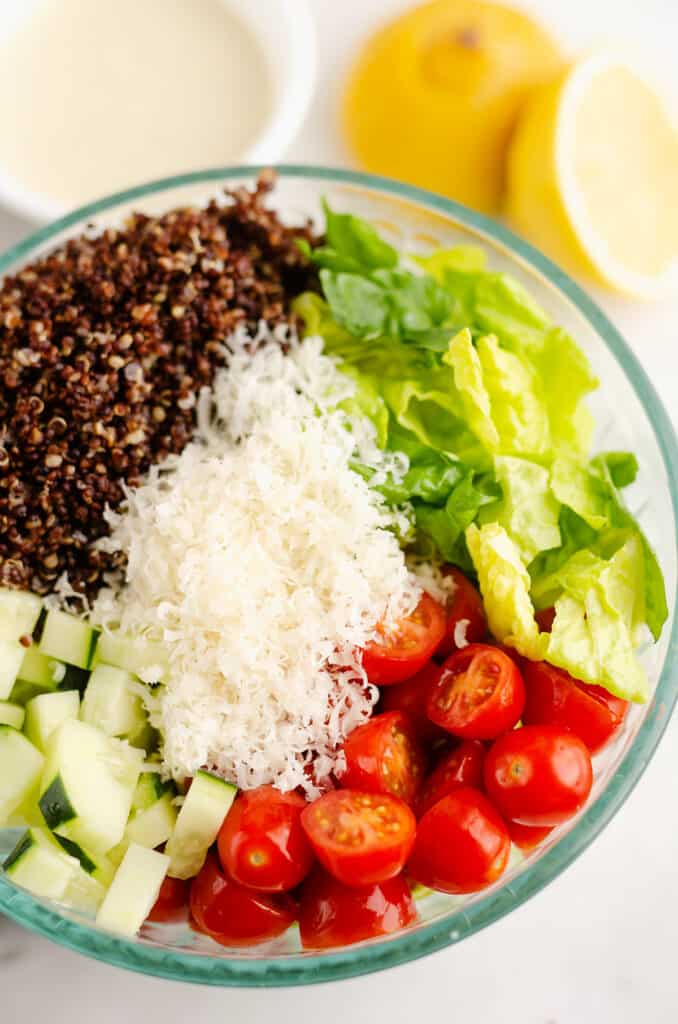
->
505, 53, 678, 299
342, 0, 562, 214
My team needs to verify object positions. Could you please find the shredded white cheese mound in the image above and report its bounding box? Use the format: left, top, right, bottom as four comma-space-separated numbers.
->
92, 332, 422, 795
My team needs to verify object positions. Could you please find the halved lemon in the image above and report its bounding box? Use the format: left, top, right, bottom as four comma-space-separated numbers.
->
505, 53, 678, 299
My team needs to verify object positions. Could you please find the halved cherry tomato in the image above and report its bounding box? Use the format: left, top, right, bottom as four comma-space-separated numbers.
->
437, 567, 487, 659
190, 854, 297, 947
379, 662, 448, 744
146, 875, 190, 923
301, 789, 416, 887
408, 787, 510, 894
338, 711, 426, 806
417, 740, 486, 818
217, 785, 314, 892
535, 606, 556, 632
299, 868, 417, 950
362, 593, 446, 685
484, 725, 593, 826
508, 820, 553, 852
427, 644, 525, 740
522, 661, 629, 754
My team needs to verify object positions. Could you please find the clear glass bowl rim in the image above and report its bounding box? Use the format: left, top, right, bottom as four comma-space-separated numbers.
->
0, 164, 676, 987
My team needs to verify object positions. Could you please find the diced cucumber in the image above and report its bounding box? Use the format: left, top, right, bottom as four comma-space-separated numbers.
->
0, 589, 43, 641
107, 839, 129, 869
0, 726, 44, 825
38, 719, 143, 853
125, 792, 177, 850
0, 638, 27, 701
0, 701, 24, 729
96, 843, 169, 936
127, 718, 159, 754
58, 664, 90, 694
24, 690, 80, 752
93, 632, 168, 683
80, 664, 147, 739
38, 609, 97, 670
53, 834, 115, 886
2, 827, 79, 901
132, 772, 174, 813
18, 644, 63, 688
166, 771, 237, 880
64, 868, 107, 913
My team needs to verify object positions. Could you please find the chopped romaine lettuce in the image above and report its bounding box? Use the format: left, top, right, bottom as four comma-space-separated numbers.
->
481, 456, 561, 564
466, 523, 547, 661
293, 205, 667, 694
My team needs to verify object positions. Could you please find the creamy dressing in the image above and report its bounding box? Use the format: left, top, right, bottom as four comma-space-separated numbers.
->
0, 0, 272, 207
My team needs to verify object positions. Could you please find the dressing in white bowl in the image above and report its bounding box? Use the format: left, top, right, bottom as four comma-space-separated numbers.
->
0, 0, 315, 222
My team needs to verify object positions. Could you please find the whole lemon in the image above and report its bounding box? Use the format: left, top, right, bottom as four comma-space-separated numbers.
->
342, 0, 563, 214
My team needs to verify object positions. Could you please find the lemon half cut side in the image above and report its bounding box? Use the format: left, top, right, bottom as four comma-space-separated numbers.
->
506, 53, 678, 299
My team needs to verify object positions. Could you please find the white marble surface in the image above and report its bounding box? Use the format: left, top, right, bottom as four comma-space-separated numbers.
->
2, 1, 678, 1021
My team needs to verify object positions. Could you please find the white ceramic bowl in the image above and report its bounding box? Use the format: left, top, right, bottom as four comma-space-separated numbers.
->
0, 0, 316, 223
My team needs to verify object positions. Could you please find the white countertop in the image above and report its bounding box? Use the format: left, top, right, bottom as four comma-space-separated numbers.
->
2, 1, 677, 1021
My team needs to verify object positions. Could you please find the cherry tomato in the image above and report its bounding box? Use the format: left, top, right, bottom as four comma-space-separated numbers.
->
146, 875, 190, 923
379, 662, 448, 744
427, 644, 525, 740
362, 593, 446, 685
522, 661, 629, 754
417, 740, 486, 818
217, 785, 315, 892
535, 607, 556, 632
299, 868, 417, 950
484, 725, 593, 826
190, 854, 296, 947
301, 789, 416, 887
408, 787, 510, 894
437, 567, 487, 659
339, 711, 426, 806
508, 820, 553, 852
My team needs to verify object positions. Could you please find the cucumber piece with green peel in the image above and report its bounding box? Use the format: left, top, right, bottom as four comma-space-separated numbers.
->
0, 725, 44, 825
0, 589, 43, 641
0, 701, 24, 730
54, 834, 115, 887
39, 718, 143, 853
0, 639, 27, 701
0, 591, 44, 699
96, 843, 169, 936
2, 827, 79, 901
24, 689, 80, 752
64, 868, 108, 913
166, 771, 237, 879
17, 644, 63, 689
38, 609, 98, 670
131, 772, 174, 813
93, 632, 168, 683
125, 791, 177, 850
80, 664, 147, 739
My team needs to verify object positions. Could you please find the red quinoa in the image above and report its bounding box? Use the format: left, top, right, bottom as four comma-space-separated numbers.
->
0, 174, 318, 596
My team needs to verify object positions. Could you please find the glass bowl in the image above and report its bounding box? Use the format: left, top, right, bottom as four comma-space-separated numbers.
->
0, 166, 676, 987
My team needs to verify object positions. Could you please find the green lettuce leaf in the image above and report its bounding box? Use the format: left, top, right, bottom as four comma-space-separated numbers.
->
475, 334, 551, 457
546, 452, 666, 639
480, 456, 561, 564
443, 329, 499, 450
545, 536, 649, 702
298, 199, 398, 274
466, 523, 547, 661
416, 473, 500, 564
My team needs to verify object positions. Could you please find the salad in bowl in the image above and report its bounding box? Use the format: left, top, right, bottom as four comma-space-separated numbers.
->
0, 168, 674, 984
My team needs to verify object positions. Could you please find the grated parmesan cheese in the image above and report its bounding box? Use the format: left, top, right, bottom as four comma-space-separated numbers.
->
453, 618, 470, 649
92, 332, 422, 796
